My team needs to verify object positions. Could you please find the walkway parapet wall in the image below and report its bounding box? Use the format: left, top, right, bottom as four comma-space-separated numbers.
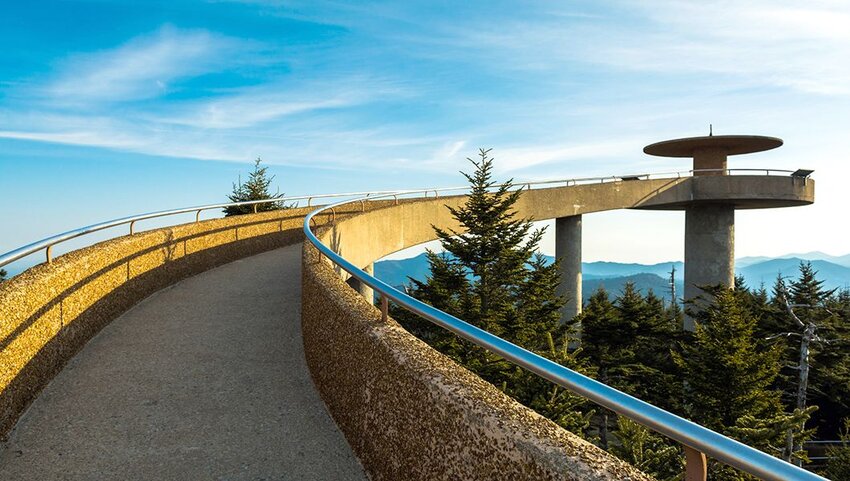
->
0, 206, 342, 437
302, 240, 653, 480
302, 193, 659, 480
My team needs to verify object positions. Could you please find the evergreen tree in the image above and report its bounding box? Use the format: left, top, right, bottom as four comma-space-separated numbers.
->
736, 276, 773, 327
0, 268, 7, 282
823, 419, 850, 481
790, 262, 836, 306
580, 286, 633, 389
786, 262, 850, 438
674, 288, 812, 478
761, 274, 802, 401
611, 417, 682, 481
396, 149, 589, 432
628, 288, 680, 410
504, 332, 595, 434
576, 287, 622, 447
224, 157, 287, 216
580, 284, 681, 448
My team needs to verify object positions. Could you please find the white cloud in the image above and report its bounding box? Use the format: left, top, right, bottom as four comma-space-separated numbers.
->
583, 1, 850, 95
494, 140, 638, 173
422, 1, 850, 95
0, 129, 141, 149
156, 77, 403, 129
45, 26, 254, 103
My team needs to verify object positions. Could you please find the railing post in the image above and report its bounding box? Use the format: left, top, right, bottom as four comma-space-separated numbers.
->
253, 204, 258, 214
684, 445, 708, 481
195, 209, 202, 222
129, 220, 136, 235
46, 245, 53, 264
380, 295, 388, 322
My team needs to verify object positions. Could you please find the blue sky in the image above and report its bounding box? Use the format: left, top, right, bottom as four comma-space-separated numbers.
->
2, 0, 849, 272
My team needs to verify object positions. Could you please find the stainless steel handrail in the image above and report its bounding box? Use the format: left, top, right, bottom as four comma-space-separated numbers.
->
0, 167, 796, 271
302, 176, 825, 481
0, 190, 416, 268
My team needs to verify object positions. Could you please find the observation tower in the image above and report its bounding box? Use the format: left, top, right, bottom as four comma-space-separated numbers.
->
554, 132, 814, 331
643, 132, 810, 328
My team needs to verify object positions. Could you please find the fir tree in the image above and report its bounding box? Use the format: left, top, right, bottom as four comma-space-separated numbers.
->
790, 261, 836, 306
823, 418, 850, 481
581, 286, 634, 388
0, 268, 7, 282
575, 287, 622, 447
396, 149, 588, 432
633, 289, 682, 413
674, 287, 812, 478
786, 262, 850, 438
224, 157, 287, 216
611, 417, 682, 481
580, 284, 681, 447
504, 332, 595, 434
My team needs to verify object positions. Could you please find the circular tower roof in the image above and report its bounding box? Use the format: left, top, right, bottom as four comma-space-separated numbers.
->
643, 135, 783, 158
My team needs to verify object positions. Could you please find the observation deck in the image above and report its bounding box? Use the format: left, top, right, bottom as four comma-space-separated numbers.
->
0, 165, 821, 481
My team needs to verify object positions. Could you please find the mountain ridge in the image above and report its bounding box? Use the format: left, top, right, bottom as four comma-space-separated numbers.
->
374, 251, 850, 301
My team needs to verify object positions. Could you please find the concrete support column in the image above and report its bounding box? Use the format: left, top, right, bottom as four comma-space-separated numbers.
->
349, 263, 374, 304
555, 215, 582, 323
684, 204, 735, 330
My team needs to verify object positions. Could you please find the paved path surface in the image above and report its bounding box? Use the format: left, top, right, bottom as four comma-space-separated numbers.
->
0, 244, 367, 480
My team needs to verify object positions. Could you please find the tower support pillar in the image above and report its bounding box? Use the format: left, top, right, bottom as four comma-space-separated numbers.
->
684, 204, 735, 330
556, 215, 582, 324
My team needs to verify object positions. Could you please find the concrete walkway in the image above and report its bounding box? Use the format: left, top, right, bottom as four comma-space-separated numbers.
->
0, 244, 367, 480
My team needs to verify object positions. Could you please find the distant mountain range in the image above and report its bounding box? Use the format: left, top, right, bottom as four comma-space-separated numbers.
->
374, 252, 850, 303
737, 251, 850, 269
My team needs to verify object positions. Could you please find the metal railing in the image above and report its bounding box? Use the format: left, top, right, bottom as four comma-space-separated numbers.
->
0, 190, 420, 268
0, 167, 793, 271
302, 172, 825, 481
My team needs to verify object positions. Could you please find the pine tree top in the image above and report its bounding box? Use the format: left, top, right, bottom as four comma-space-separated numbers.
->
224, 157, 287, 216
790, 261, 836, 305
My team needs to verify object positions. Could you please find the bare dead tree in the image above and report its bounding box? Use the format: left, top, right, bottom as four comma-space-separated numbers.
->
774, 281, 828, 466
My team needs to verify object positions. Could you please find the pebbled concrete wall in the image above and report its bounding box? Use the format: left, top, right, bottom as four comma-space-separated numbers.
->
301, 194, 665, 480
302, 241, 654, 481
0, 205, 349, 438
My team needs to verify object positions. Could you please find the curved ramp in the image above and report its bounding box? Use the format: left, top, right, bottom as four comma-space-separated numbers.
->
0, 244, 367, 480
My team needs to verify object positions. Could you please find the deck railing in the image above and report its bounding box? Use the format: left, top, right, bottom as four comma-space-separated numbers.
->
301, 170, 825, 481
0, 167, 796, 270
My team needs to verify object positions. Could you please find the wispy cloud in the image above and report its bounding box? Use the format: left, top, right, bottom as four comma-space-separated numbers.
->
494, 140, 640, 174
44, 26, 256, 104
585, 1, 850, 95
156, 77, 406, 129
384, 0, 850, 95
